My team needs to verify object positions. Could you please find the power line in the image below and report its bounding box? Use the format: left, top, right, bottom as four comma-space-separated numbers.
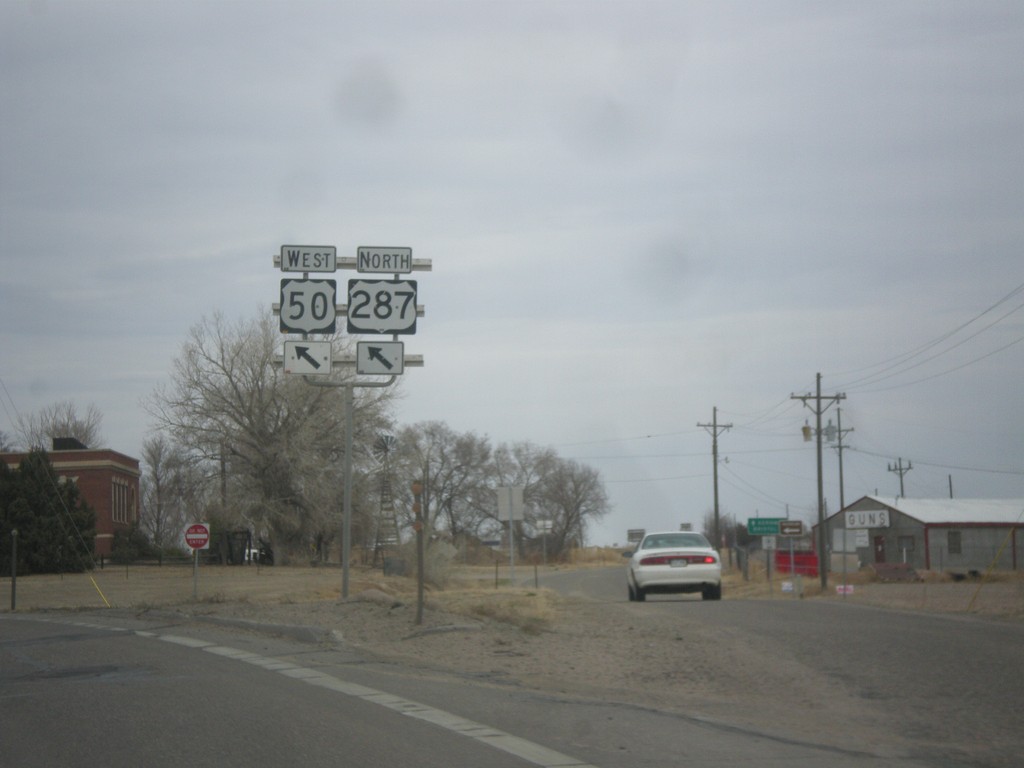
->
720, 396, 803, 430
554, 428, 702, 448
852, 333, 1024, 393
567, 447, 805, 461
603, 471, 710, 484
0, 377, 22, 439
831, 281, 1024, 391
718, 463, 806, 514
567, 451, 707, 461
848, 446, 1024, 477
833, 280, 1023, 377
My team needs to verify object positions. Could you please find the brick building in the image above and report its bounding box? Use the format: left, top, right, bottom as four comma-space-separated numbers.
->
1, 438, 141, 557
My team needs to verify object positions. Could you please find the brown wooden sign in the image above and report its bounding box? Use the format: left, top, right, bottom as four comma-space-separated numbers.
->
779, 520, 803, 536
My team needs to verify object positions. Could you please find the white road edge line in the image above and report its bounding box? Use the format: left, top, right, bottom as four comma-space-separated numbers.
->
7, 616, 596, 768
148, 632, 597, 768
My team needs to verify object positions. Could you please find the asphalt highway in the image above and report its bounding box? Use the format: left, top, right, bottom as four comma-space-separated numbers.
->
4, 567, 1022, 767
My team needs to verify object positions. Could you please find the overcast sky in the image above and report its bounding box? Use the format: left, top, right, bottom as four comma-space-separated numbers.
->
1, 1, 1021, 545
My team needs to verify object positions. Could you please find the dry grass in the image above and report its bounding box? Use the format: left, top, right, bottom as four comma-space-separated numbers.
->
718, 562, 1024, 619
2, 563, 366, 612
428, 586, 559, 634
0, 562, 560, 630
4, 557, 1021, 623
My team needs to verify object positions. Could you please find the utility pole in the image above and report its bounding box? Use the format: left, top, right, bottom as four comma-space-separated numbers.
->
834, 407, 854, 511
411, 480, 425, 625
888, 457, 913, 498
792, 374, 845, 591
697, 406, 732, 552
9, 529, 16, 611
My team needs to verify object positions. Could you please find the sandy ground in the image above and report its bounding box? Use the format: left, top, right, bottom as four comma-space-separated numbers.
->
5, 563, 1023, 758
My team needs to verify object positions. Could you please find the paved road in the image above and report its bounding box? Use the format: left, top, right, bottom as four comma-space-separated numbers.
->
0, 608, 936, 768
4, 568, 1021, 768
0, 615, 541, 768
539, 566, 1024, 768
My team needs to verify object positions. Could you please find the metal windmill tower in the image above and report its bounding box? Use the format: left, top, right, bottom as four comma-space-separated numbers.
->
371, 434, 400, 567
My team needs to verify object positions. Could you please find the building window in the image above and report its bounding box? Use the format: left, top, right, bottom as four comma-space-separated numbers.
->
948, 530, 962, 556
897, 536, 915, 552
112, 479, 131, 525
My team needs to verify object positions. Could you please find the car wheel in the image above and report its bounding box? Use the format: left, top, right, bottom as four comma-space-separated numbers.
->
627, 583, 636, 601
702, 584, 722, 601
635, 585, 646, 602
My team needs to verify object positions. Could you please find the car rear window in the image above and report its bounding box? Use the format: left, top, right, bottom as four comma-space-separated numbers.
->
641, 534, 708, 549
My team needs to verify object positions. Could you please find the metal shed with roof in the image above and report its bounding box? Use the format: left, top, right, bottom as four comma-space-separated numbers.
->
820, 496, 1024, 574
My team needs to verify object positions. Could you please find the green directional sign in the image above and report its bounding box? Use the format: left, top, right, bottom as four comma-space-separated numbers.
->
747, 517, 785, 536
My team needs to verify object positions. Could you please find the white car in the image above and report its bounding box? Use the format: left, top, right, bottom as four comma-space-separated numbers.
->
626, 531, 722, 601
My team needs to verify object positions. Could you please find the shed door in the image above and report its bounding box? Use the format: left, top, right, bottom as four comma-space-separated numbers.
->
873, 535, 886, 564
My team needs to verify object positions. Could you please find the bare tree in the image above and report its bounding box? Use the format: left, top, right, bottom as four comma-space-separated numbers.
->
391, 426, 611, 560
145, 310, 395, 562
16, 400, 104, 449
140, 433, 206, 550
490, 441, 560, 549
392, 422, 493, 540
534, 457, 609, 556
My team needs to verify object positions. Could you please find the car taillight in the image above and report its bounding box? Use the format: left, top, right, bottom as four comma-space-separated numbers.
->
639, 554, 717, 566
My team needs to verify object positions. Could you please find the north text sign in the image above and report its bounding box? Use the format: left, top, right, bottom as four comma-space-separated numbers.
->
357, 246, 413, 274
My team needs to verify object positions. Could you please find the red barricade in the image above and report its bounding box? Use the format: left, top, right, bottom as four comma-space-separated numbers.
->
775, 549, 819, 576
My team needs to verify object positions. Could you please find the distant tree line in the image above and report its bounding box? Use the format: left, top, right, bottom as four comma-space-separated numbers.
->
1, 310, 611, 570
139, 311, 610, 564
388, 421, 609, 561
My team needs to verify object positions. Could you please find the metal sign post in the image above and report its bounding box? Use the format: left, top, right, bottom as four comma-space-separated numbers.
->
497, 486, 524, 583
778, 520, 803, 598
789, 536, 797, 598
185, 523, 210, 600
10, 529, 17, 611
412, 480, 424, 625
537, 518, 552, 566
273, 244, 431, 600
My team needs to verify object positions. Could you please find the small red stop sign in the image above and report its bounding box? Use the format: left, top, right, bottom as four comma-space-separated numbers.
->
185, 523, 210, 550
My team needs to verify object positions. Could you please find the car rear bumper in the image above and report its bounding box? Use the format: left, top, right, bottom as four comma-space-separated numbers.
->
631, 565, 721, 592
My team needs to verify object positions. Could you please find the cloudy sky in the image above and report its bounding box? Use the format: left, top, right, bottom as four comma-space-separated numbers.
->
1, 1, 1022, 545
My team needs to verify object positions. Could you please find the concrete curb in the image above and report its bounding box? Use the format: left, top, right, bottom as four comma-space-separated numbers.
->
191, 614, 337, 644
120, 608, 339, 645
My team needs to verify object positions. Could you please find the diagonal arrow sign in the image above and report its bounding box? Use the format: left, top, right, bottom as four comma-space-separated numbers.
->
294, 345, 322, 370
356, 341, 404, 375
367, 346, 394, 370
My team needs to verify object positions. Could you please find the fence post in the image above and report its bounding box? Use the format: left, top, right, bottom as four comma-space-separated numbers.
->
10, 529, 17, 611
